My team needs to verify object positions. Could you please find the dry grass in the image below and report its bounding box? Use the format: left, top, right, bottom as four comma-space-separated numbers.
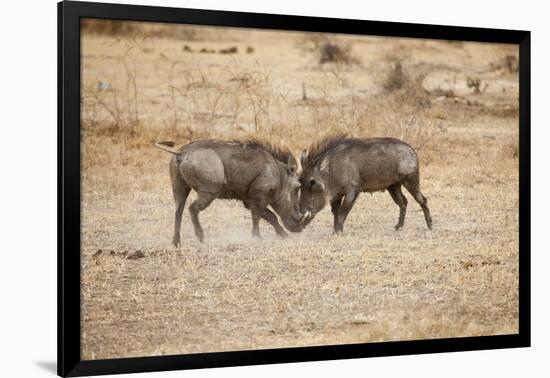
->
80, 22, 520, 360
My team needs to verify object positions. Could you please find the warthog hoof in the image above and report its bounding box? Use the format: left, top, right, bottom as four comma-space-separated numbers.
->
172, 235, 181, 247
395, 224, 404, 231
277, 230, 288, 238
195, 230, 204, 243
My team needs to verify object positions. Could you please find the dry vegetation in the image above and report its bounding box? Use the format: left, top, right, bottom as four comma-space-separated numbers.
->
80, 19, 519, 360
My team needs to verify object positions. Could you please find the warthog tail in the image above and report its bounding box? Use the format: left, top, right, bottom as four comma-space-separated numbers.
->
155, 141, 181, 155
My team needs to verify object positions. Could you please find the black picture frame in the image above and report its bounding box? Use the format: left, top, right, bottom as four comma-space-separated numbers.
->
58, 1, 531, 376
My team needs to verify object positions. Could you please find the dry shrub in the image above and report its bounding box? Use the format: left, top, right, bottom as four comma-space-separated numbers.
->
319, 43, 358, 65
81, 36, 145, 137
81, 38, 208, 172
505, 55, 519, 73
489, 54, 519, 74
158, 53, 289, 137
383, 60, 408, 91
382, 58, 431, 108
297, 34, 359, 66
225, 69, 283, 133
159, 55, 230, 134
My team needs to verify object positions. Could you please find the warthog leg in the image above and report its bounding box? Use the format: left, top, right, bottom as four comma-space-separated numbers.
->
330, 195, 344, 232
243, 201, 287, 237
189, 191, 216, 242
172, 186, 191, 247
249, 196, 272, 238
404, 180, 432, 230
388, 183, 408, 230
334, 190, 358, 234
261, 208, 288, 238
250, 205, 262, 238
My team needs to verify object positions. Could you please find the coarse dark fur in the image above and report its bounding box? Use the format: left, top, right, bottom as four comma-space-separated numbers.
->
299, 134, 432, 233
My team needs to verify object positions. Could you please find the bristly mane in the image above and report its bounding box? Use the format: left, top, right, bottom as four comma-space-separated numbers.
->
241, 139, 292, 164
186, 138, 292, 163
302, 134, 351, 170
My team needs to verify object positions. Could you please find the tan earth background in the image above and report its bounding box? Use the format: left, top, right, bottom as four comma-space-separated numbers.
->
80, 19, 519, 360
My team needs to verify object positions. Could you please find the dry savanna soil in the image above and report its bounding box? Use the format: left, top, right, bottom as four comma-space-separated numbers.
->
80, 20, 519, 359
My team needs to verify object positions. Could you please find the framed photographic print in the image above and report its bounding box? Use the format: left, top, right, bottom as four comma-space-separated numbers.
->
58, 0, 530, 376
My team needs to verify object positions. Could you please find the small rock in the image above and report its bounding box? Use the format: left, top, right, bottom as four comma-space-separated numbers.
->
127, 250, 145, 260
93, 249, 102, 258
219, 46, 238, 54
97, 81, 110, 91
460, 261, 474, 270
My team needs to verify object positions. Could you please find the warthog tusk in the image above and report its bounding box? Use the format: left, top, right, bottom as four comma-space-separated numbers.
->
300, 211, 311, 224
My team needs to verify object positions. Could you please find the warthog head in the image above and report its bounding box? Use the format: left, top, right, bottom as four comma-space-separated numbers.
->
271, 154, 311, 232
298, 150, 329, 225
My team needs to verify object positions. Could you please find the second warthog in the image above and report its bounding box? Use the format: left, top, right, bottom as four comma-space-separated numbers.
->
155, 139, 310, 245
299, 135, 432, 233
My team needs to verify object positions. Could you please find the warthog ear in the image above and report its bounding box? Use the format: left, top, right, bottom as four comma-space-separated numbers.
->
309, 178, 325, 192
300, 150, 308, 169
287, 154, 298, 174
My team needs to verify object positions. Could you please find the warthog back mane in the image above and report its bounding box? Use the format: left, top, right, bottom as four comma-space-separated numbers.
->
302, 134, 351, 170
241, 139, 292, 164
186, 138, 292, 164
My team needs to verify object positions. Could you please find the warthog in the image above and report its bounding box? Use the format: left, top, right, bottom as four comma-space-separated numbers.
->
155, 139, 310, 245
299, 135, 432, 233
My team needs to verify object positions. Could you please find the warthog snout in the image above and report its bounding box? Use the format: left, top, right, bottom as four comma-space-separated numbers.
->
282, 211, 309, 233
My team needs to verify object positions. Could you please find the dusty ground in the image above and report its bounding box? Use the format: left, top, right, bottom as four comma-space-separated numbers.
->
80, 20, 519, 360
